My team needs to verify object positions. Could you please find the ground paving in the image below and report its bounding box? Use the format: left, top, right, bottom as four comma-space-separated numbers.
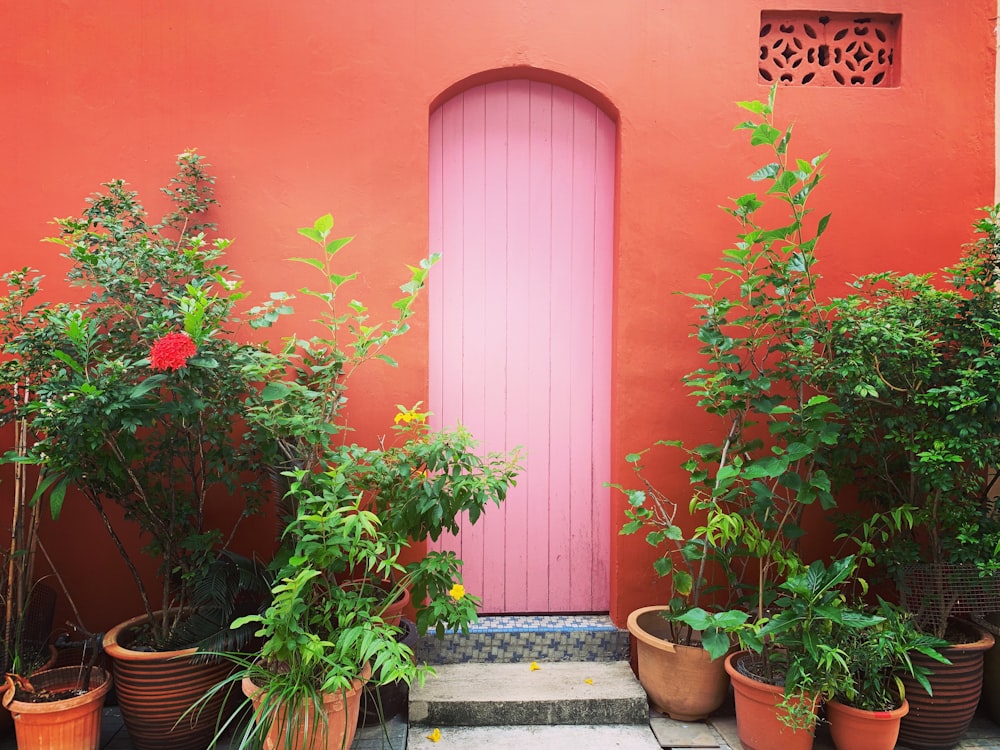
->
2, 704, 997, 749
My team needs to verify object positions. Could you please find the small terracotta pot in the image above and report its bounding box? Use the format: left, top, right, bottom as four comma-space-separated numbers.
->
626, 606, 730, 720
6, 666, 112, 750
242, 662, 371, 750
826, 698, 908, 750
0, 644, 58, 737
724, 651, 816, 750
897, 619, 994, 750
103, 610, 237, 750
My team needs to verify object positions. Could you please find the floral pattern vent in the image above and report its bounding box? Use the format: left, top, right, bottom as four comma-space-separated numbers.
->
759, 12, 900, 87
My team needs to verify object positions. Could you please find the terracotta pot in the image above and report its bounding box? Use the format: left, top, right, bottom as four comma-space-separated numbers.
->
103, 610, 237, 750
6, 666, 111, 750
0, 644, 58, 737
826, 698, 908, 750
897, 619, 994, 750
242, 662, 371, 750
724, 651, 815, 750
626, 605, 730, 720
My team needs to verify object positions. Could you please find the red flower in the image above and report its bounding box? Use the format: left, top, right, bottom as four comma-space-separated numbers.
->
149, 332, 197, 371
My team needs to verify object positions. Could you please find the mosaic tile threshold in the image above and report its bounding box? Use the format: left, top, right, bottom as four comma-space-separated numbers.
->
414, 614, 630, 664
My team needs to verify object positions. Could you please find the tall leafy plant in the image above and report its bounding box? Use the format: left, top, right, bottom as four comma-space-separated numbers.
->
621, 87, 841, 666
820, 207, 1000, 636
2, 153, 272, 647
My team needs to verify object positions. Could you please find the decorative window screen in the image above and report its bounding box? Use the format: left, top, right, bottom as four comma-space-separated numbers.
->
759, 11, 900, 87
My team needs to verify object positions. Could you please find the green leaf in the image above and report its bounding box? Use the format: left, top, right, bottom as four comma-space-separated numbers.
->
750, 123, 781, 147
129, 375, 167, 400
262, 381, 291, 400
289, 256, 325, 271
325, 236, 353, 256
314, 213, 334, 234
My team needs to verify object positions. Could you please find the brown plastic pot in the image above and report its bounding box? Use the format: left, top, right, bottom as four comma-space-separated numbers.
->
242, 662, 371, 750
897, 619, 994, 750
826, 698, 908, 750
626, 606, 730, 720
103, 610, 237, 750
724, 651, 816, 750
6, 666, 111, 750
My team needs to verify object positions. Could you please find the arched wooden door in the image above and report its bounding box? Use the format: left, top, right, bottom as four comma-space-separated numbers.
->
428, 79, 615, 613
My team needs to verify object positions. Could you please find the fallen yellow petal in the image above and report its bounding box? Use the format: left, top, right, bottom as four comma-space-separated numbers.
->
426, 728, 442, 742
529, 661, 541, 671
584, 678, 594, 685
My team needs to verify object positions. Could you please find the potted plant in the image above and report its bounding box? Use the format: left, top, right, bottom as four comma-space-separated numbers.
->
825, 598, 949, 750
2, 152, 274, 750
621, 86, 843, 743
819, 206, 1000, 749
192, 213, 519, 748
724, 556, 886, 750
615, 444, 747, 721
2, 661, 112, 750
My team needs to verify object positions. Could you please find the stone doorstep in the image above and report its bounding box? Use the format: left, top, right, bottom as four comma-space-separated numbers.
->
406, 724, 663, 750
409, 661, 648, 727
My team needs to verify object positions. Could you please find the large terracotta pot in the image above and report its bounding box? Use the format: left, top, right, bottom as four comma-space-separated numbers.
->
897, 619, 994, 750
242, 662, 370, 750
6, 666, 111, 750
826, 698, 908, 750
724, 651, 815, 750
103, 610, 237, 750
626, 605, 730, 720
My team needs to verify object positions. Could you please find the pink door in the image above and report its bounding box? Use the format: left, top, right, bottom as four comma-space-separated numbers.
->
428, 80, 615, 613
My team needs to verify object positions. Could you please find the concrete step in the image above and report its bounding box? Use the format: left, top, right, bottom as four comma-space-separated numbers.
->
407, 724, 664, 750
415, 614, 629, 664
408, 661, 648, 727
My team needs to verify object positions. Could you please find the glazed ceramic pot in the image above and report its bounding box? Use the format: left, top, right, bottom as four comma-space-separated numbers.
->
627, 606, 730, 720
6, 666, 111, 750
103, 610, 236, 750
826, 698, 908, 750
896, 619, 994, 750
724, 651, 815, 750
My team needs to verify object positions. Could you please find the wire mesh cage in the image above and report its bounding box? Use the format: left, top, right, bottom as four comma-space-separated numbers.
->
897, 563, 1000, 635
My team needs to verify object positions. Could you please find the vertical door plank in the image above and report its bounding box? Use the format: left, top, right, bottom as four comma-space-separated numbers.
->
503, 79, 532, 611
524, 81, 554, 611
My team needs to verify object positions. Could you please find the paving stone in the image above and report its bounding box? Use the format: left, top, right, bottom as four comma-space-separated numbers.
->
649, 714, 723, 746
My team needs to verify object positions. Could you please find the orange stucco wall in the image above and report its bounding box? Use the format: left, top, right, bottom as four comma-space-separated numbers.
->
3, 1, 995, 631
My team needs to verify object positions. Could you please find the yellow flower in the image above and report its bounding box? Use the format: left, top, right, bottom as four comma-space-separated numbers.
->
529, 661, 541, 671
584, 678, 594, 685
449, 583, 465, 601
426, 728, 442, 742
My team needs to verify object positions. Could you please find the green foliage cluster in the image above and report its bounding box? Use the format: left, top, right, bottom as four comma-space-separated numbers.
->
619, 87, 966, 723
0, 152, 273, 648
207, 214, 520, 746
